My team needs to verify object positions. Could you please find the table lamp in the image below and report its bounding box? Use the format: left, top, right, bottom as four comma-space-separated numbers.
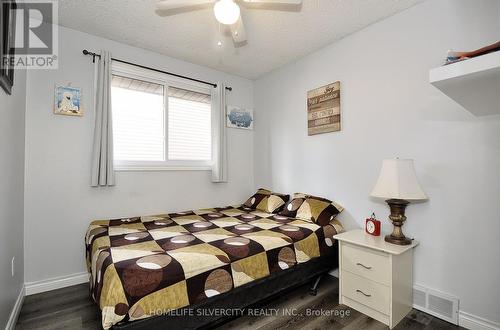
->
371, 159, 427, 245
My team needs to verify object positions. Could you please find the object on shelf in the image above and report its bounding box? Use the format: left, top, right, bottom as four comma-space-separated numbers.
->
444, 41, 500, 65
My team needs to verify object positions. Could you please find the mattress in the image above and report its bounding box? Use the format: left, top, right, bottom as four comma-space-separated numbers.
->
85, 205, 343, 329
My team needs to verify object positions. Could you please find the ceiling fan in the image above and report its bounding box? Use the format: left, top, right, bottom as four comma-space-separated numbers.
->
156, 0, 303, 45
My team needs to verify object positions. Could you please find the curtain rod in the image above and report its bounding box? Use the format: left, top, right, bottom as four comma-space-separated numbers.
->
82, 49, 232, 91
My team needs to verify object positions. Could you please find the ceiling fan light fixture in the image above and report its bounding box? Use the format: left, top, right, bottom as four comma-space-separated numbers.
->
214, 0, 240, 25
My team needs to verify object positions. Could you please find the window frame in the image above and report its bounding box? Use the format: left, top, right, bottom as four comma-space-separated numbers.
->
111, 62, 213, 171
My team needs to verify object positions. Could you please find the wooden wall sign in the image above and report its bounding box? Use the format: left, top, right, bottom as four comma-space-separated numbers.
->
307, 81, 341, 135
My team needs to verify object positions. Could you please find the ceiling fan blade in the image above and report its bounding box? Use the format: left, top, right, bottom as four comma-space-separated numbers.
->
241, 0, 302, 4
156, 0, 215, 10
230, 16, 247, 44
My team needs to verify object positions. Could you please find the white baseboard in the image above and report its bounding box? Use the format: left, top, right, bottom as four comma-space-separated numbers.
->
25, 272, 89, 296
6, 284, 25, 330
459, 311, 500, 330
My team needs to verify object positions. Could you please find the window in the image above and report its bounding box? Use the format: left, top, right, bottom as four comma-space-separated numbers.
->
111, 63, 212, 170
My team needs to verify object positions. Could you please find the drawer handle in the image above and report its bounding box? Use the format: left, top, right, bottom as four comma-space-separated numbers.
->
356, 262, 372, 270
356, 289, 371, 297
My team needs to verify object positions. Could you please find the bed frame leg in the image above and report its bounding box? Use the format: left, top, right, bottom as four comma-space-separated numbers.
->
309, 275, 322, 296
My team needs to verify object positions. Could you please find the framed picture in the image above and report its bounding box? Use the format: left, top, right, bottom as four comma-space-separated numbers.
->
226, 105, 253, 130
307, 81, 341, 135
54, 85, 83, 116
0, 0, 17, 95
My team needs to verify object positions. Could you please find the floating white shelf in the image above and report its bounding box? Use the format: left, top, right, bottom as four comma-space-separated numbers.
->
429, 51, 500, 116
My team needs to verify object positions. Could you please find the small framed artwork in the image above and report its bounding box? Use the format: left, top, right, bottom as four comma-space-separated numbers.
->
307, 81, 341, 135
226, 105, 253, 130
0, 0, 17, 95
54, 85, 83, 116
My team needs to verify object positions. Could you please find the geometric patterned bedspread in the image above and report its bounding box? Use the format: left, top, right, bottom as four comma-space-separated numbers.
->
85, 205, 343, 329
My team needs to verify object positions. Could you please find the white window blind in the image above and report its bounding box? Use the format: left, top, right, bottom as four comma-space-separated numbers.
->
168, 86, 211, 161
112, 76, 165, 161
111, 70, 212, 169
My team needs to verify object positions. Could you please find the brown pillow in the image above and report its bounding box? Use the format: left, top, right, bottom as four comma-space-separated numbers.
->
244, 188, 289, 214
280, 193, 343, 226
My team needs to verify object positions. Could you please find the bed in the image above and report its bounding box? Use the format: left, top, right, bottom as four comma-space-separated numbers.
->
85, 204, 342, 329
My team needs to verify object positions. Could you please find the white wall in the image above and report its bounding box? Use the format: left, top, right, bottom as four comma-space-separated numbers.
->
0, 70, 26, 327
24, 26, 254, 283
253, 0, 500, 324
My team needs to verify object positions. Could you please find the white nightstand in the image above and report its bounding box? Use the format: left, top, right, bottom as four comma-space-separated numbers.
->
333, 229, 419, 329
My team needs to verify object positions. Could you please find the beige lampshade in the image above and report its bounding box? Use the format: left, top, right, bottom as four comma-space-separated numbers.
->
371, 159, 427, 200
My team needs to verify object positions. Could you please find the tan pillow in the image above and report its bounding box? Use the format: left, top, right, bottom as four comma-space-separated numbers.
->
244, 188, 290, 213
280, 193, 343, 226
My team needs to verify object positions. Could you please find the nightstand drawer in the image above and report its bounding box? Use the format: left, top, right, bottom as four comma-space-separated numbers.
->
342, 270, 390, 315
342, 243, 390, 285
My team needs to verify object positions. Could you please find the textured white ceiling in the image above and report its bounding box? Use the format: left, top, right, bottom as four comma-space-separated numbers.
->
58, 0, 423, 79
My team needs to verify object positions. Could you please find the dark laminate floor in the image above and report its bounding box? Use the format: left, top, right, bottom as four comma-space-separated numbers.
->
15, 277, 462, 330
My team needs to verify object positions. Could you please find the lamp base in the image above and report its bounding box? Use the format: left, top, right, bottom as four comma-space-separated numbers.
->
384, 199, 412, 246
384, 234, 412, 245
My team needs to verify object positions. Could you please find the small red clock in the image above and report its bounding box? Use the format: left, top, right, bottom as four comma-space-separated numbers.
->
365, 213, 381, 236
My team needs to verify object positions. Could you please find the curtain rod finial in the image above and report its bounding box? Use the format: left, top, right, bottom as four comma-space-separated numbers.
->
83, 49, 98, 63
